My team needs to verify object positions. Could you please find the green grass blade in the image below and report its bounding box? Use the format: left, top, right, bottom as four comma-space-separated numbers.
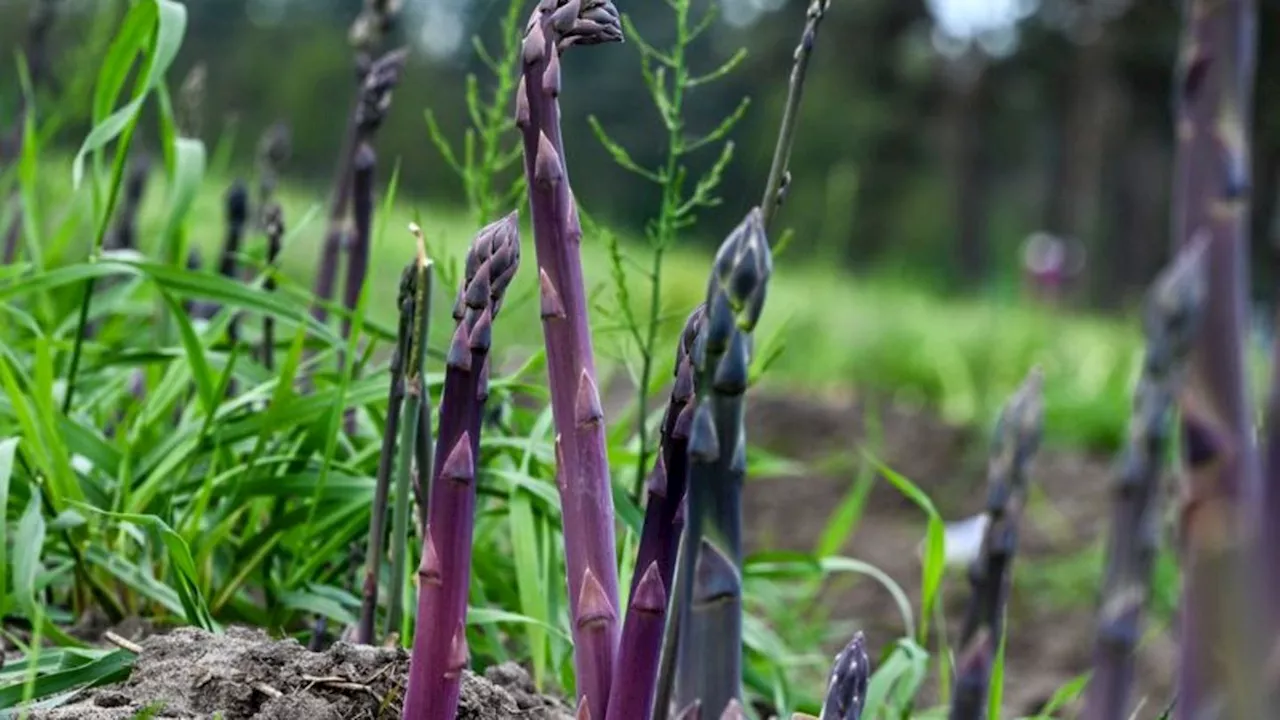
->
0, 649, 134, 710
14, 493, 46, 611
867, 454, 946, 643
73, 0, 188, 188
0, 437, 16, 617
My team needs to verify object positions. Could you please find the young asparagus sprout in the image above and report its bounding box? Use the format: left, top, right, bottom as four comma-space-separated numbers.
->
1085, 238, 1207, 719
517, 1, 623, 713
386, 224, 434, 641
607, 307, 703, 720
404, 212, 521, 720
356, 256, 418, 646
659, 208, 772, 719
949, 368, 1044, 720
819, 632, 870, 720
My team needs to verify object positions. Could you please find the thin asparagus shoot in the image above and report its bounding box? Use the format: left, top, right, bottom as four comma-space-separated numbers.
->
387, 226, 433, 640
342, 142, 378, 435
760, 0, 832, 231
220, 182, 249, 355
949, 369, 1044, 720
1085, 238, 1207, 719
261, 203, 284, 370
355, 258, 417, 645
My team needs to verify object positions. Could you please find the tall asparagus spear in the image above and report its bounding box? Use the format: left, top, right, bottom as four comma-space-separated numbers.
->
356, 258, 417, 646
516, 2, 623, 715
341, 143, 378, 434
311, 48, 408, 327
403, 212, 520, 720
949, 369, 1043, 720
1169, 1, 1263, 716
1086, 239, 1207, 719
663, 208, 772, 719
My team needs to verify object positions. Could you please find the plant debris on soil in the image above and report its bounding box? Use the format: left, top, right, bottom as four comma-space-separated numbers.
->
28, 627, 573, 720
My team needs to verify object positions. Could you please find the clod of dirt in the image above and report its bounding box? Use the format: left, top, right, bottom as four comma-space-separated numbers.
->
29, 626, 573, 720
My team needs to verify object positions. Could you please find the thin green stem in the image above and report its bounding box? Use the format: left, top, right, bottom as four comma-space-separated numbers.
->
63, 119, 140, 415
631, 1, 689, 501
387, 252, 431, 640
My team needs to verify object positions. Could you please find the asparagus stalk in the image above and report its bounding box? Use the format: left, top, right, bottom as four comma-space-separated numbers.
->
342, 142, 378, 435
661, 209, 771, 719
605, 561, 668, 718
1085, 239, 1207, 719
404, 212, 521, 720
255, 122, 291, 232
516, 2, 623, 714
760, 0, 832, 230
819, 632, 870, 720
949, 369, 1044, 720
220, 181, 249, 350
607, 307, 703, 719
356, 260, 417, 645
1169, 1, 1262, 716
311, 48, 408, 327
387, 225, 434, 640
261, 202, 284, 370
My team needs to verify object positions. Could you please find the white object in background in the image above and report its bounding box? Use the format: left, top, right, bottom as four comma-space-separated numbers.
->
920, 512, 991, 569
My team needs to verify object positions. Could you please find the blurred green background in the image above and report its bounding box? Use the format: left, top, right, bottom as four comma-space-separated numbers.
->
7, 0, 1279, 309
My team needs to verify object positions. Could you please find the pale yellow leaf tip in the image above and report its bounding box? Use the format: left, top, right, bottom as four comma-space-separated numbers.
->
408, 222, 431, 268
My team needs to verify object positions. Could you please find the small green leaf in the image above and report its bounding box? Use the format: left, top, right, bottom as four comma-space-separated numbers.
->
13, 492, 46, 611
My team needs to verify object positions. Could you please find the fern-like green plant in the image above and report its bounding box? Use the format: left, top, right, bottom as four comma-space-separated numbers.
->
587, 0, 750, 500
423, 0, 528, 233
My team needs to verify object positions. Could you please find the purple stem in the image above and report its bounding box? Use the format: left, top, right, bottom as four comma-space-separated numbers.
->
607, 308, 702, 718
1170, 1, 1262, 716
516, 3, 623, 714
403, 213, 520, 720
342, 143, 377, 435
